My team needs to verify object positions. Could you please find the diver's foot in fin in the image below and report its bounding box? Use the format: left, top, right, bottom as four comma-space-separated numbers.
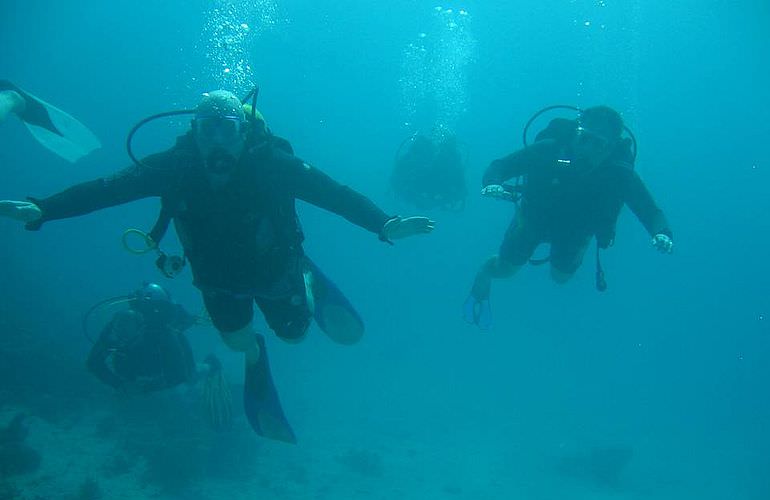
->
0, 90, 24, 122
243, 335, 297, 444
304, 257, 365, 345
463, 295, 492, 331
11, 86, 101, 163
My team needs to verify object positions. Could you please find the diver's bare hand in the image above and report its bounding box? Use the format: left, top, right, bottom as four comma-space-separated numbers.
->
0, 200, 42, 223
381, 216, 436, 241
481, 184, 515, 202
652, 234, 673, 254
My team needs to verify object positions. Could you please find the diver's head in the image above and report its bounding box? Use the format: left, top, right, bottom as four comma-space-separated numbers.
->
131, 282, 173, 325
192, 90, 247, 183
572, 106, 623, 169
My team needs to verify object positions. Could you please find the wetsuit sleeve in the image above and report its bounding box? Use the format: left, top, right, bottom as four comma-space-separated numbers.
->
26, 149, 178, 230
86, 321, 124, 390
281, 155, 393, 235
623, 170, 673, 239
482, 140, 555, 186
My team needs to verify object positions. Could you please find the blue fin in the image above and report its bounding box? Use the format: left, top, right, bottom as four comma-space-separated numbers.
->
2, 82, 101, 163
305, 258, 364, 345
243, 334, 296, 443
463, 295, 492, 331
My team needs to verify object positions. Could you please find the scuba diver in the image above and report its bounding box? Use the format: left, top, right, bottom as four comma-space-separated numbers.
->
464, 105, 673, 330
0, 89, 435, 443
0, 80, 101, 162
86, 282, 232, 429
391, 130, 467, 211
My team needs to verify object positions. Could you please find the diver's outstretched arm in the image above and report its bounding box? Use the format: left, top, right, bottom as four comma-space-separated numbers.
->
0, 200, 42, 223
0, 148, 175, 230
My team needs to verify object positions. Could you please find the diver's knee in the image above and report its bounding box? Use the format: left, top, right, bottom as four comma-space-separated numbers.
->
279, 334, 306, 344
550, 267, 575, 284
275, 318, 310, 344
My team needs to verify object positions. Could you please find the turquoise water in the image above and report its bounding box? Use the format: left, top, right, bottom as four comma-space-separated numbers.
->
1, 1, 768, 498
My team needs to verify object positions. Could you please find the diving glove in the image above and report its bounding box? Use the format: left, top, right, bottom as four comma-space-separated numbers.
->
0, 200, 42, 223
652, 234, 673, 254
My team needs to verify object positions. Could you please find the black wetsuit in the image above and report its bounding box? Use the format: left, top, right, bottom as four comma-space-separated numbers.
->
87, 304, 197, 393
484, 132, 672, 274
29, 133, 392, 338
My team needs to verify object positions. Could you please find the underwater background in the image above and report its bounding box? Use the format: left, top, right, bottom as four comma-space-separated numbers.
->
1, 0, 769, 498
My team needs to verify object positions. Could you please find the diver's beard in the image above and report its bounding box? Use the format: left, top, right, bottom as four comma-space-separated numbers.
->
205, 147, 238, 174
201, 147, 240, 189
